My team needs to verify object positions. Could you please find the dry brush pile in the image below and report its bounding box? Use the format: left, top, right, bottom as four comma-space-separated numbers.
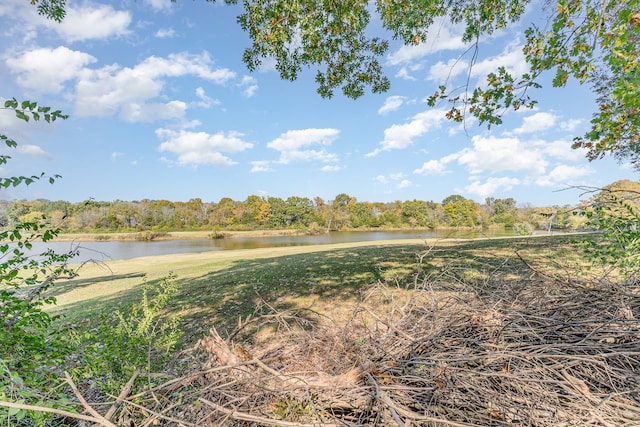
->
26, 245, 640, 426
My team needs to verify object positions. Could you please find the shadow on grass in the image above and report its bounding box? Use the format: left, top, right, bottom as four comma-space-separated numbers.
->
52, 235, 582, 344
47, 272, 147, 298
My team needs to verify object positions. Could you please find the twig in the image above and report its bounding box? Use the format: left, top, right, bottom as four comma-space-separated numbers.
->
198, 398, 345, 427
0, 400, 116, 427
104, 368, 140, 421
63, 372, 112, 426
367, 373, 403, 427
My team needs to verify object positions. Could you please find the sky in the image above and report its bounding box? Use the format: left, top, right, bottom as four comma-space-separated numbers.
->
0, 0, 637, 207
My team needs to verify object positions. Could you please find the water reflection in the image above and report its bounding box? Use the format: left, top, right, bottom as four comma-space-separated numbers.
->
32, 229, 518, 263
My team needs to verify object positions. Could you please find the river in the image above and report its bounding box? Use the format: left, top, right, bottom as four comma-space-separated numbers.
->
27, 229, 521, 263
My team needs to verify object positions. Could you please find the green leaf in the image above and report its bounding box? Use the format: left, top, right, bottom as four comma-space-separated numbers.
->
15, 110, 29, 122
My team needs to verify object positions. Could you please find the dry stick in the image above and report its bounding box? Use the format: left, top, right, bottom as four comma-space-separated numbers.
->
122, 398, 200, 427
104, 368, 140, 422
198, 398, 345, 427
127, 359, 261, 400
362, 306, 415, 341
0, 400, 116, 427
63, 372, 113, 426
367, 373, 403, 427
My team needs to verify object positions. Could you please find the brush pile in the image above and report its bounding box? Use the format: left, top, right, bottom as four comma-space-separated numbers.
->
99, 261, 640, 427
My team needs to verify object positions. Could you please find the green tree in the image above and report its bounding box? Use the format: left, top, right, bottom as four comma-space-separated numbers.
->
284, 196, 315, 226
225, 0, 638, 164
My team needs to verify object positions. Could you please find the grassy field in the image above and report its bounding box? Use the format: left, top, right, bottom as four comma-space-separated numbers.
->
40, 233, 640, 426
51, 234, 584, 342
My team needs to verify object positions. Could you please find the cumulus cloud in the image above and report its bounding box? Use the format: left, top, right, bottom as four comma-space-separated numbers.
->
560, 118, 583, 132
47, 4, 131, 42
386, 22, 466, 66
538, 139, 584, 162
536, 164, 593, 186
514, 112, 557, 134
6, 46, 96, 94
367, 109, 445, 156
193, 87, 220, 108
397, 179, 412, 189
267, 128, 340, 164
375, 172, 410, 187
464, 177, 521, 199
239, 76, 258, 97
468, 41, 529, 81
456, 135, 548, 176
374, 175, 389, 184
155, 28, 176, 38
427, 58, 469, 82
156, 128, 253, 167
250, 160, 273, 173
414, 159, 448, 175
145, 0, 173, 11
75, 52, 235, 120
378, 96, 406, 115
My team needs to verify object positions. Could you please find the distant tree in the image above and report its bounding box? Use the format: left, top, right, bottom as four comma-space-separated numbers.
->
329, 193, 356, 230
284, 196, 315, 226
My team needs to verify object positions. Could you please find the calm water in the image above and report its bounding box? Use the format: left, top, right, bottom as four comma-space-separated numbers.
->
29, 229, 519, 263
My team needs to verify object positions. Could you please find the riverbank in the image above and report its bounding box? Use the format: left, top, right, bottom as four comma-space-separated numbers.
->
54, 228, 309, 242
53, 226, 508, 242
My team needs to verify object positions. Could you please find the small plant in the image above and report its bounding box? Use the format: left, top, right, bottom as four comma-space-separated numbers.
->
76, 273, 182, 394
577, 194, 640, 283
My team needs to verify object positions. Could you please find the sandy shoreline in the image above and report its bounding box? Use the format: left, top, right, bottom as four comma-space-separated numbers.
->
53, 229, 311, 242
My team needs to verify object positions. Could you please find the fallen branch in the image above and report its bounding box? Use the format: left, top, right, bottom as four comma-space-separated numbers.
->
0, 400, 116, 427
104, 368, 140, 422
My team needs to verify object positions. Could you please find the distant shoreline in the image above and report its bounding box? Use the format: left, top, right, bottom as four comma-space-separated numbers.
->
53, 229, 311, 242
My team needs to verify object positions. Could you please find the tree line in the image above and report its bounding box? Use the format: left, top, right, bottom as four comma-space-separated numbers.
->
0, 191, 602, 235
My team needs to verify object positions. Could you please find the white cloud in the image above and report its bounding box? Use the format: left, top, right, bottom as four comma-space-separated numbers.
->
250, 160, 273, 173
378, 96, 406, 115
121, 100, 188, 122
374, 175, 389, 184
514, 112, 557, 134
538, 139, 584, 162
155, 28, 176, 38
74, 52, 235, 120
321, 165, 342, 172
111, 151, 123, 160
414, 159, 448, 175
375, 173, 409, 187
47, 4, 131, 42
145, 0, 173, 11
239, 76, 258, 97
156, 128, 253, 167
367, 109, 445, 156
536, 164, 593, 186
387, 22, 467, 66
464, 177, 520, 199
397, 179, 412, 189
560, 118, 583, 132
267, 128, 340, 164
427, 58, 469, 82
456, 135, 548, 175
6, 46, 96, 94
16, 144, 51, 159
469, 41, 529, 80
193, 87, 220, 108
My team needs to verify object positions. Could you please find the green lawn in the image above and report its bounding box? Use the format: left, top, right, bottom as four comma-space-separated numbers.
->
51, 234, 583, 342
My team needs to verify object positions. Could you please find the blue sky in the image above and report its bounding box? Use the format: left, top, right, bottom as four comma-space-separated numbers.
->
0, 0, 637, 206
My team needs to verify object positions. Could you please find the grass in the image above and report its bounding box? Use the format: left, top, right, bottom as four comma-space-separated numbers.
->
50, 234, 586, 345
